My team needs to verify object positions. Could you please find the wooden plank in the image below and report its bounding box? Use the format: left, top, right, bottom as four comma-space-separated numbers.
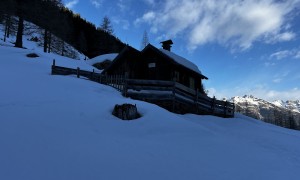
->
127, 79, 174, 86
174, 94, 195, 104
52, 68, 77, 75
174, 89, 195, 101
127, 85, 173, 91
127, 92, 173, 100
174, 82, 196, 96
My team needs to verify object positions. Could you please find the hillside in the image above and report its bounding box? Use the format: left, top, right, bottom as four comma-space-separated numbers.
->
1, 44, 300, 179
0, 0, 125, 57
232, 95, 300, 130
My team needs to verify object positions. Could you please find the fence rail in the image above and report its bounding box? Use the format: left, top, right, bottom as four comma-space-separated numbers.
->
51, 60, 234, 117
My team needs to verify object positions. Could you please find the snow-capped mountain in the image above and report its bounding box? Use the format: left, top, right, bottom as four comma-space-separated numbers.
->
272, 100, 300, 113
231, 95, 300, 130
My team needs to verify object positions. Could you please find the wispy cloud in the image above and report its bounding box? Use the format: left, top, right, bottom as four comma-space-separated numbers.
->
135, 0, 300, 51
65, 0, 79, 9
272, 71, 290, 83
143, 0, 155, 6
272, 78, 282, 83
117, 0, 130, 12
90, 0, 103, 8
266, 32, 296, 43
295, 51, 300, 59
270, 50, 293, 60
270, 48, 300, 60
112, 18, 130, 30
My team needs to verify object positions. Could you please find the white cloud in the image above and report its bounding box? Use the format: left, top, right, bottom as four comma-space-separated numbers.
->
138, 11, 156, 23
90, 0, 103, 8
295, 51, 300, 59
263, 88, 300, 101
272, 78, 282, 83
113, 18, 130, 30
117, 0, 130, 12
65, 0, 79, 9
274, 32, 296, 41
136, 0, 300, 50
270, 48, 300, 60
144, 0, 155, 6
270, 50, 293, 60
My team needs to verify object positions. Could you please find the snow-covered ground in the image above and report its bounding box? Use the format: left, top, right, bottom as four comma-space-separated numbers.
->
1, 41, 300, 180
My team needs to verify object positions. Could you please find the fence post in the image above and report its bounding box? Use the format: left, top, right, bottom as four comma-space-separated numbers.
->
211, 96, 216, 115
172, 80, 176, 112
51, 59, 56, 75
224, 101, 228, 117
77, 67, 80, 78
123, 75, 128, 97
195, 89, 199, 114
92, 69, 95, 80
118, 75, 120, 91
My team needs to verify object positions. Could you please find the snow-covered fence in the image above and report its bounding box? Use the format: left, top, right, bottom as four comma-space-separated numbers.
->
51, 60, 102, 80
51, 61, 234, 117
51, 60, 126, 92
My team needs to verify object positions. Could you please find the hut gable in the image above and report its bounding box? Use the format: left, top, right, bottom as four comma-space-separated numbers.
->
141, 44, 208, 80
102, 46, 142, 78
159, 48, 207, 79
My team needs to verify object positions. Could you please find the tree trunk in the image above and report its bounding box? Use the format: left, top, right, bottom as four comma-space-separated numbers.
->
4, 16, 8, 42
61, 40, 65, 56
6, 16, 11, 38
48, 33, 52, 53
43, 29, 48, 53
15, 16, 24, 48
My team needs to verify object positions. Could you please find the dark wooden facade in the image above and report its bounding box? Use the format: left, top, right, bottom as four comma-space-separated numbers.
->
102, 43, 208, 94
102, 46, 142, 79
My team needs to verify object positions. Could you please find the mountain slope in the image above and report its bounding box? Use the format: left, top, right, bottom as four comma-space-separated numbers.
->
1, 46, 300, 180
273, 99, 300, 113
232, 95, 300, 130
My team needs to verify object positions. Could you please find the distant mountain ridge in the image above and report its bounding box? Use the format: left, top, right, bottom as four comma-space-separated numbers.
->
272, 99, 300, 113
231, 95, 300, 130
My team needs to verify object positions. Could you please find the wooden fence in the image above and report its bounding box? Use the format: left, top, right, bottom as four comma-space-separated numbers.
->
51, 60, 234, 117
125, 79, 234, 117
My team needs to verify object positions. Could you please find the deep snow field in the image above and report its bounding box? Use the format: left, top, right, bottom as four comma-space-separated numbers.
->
1, 41, 300, 180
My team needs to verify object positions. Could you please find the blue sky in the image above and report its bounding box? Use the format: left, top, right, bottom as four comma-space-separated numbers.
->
63, 0, 300, 101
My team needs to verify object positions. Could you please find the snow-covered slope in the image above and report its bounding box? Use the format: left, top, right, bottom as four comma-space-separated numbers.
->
1, 46, 300, 180
0, 20, 85, 60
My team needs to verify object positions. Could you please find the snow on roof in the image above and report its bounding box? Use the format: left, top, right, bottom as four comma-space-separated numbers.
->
86, 53, 118, 65
159, 48, 202, 75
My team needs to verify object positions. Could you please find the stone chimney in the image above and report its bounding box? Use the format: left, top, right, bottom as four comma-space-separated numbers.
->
160, 39, 173, 51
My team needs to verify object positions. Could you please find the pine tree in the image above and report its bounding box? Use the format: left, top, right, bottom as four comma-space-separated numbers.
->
140, 30, 149, 50
100, 16, 113, 35
15, 0, 25, 48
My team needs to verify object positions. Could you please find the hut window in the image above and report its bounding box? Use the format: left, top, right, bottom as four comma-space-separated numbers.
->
148, 63, 156, 68
189, 77, 195, 89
